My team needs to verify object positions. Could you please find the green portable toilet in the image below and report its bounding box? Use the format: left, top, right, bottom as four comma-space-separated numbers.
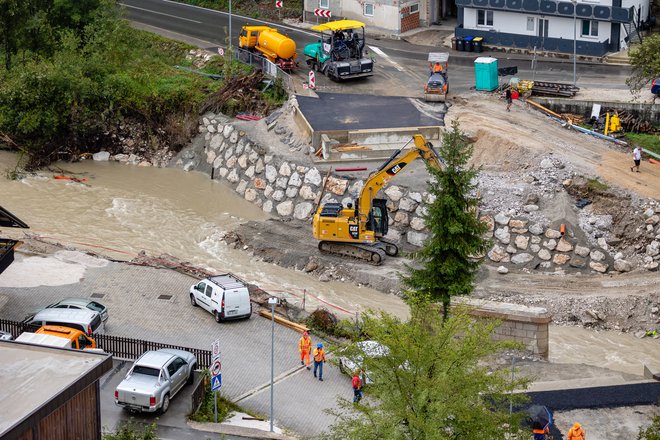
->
474, 57, 498, 91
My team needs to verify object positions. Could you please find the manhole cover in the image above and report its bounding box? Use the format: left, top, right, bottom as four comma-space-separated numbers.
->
91, 293, 105, 299
158, 295, 172, 300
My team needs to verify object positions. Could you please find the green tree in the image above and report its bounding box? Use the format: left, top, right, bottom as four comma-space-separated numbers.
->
638, 416, 660, 440
324, 306, 529, 440
626, 35, 660, 94
401, 121, 489, 319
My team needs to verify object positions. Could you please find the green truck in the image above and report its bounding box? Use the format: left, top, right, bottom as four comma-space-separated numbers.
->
303, 20, 374, 81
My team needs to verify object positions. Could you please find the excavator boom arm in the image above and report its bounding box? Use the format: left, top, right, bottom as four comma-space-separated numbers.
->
357, 134, 444, 219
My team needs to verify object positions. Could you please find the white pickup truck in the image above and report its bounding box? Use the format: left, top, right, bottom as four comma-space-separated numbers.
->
114, 348, 197, 413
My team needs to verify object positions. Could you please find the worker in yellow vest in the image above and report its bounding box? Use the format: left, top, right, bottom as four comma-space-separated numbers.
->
298, 331, 312, 370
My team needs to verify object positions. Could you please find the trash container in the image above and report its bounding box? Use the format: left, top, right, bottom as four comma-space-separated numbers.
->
473, 37, 483, 53
474, 56, 499, 91
451, 37, 457, 51
456, 38, 464, 52
463, 36, 474, 52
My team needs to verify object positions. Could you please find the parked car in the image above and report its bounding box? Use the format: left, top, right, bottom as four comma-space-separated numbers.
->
0, 330, 13, 341
338, 340, 389, 385
190, 274, 252, 322
44, 297, 109, 322
652, 77, 660, 96
25, 308, 104, 336
115, 348, 197, 414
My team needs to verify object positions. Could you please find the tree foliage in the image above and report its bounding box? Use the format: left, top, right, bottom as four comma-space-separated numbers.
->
638, 416, 660, 440
323, 306, 529, 440
626, 35, 660, 93
103, 422, 158, 440
401, 121, 489, 318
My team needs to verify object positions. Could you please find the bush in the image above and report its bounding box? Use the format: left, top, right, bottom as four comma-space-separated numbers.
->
103, 422, 158, 440
306, 309, 361, 340
189, 370, 244, 423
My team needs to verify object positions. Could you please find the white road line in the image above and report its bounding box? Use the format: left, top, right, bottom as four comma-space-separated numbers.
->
121, 4, 202, 23
368, 45, 406, 72
146, 0, 319, 37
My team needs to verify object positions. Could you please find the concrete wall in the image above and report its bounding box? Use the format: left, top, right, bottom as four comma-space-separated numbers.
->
534, 98, 660, 123
342, 0, 401, 32
456, 297, 552, 358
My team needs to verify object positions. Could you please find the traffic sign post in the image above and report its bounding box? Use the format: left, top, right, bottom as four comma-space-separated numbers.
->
309, 71, 316, 89
211, 340, 222, 422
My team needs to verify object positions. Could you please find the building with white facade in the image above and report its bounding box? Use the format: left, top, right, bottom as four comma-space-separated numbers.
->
454, 0, 650, 56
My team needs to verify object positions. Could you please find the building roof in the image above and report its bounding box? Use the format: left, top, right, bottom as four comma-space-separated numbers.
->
311, 20, 365, 32
0, 340, 112, 438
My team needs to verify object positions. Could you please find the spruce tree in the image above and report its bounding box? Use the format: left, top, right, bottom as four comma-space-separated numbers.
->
401, 120, 489, 319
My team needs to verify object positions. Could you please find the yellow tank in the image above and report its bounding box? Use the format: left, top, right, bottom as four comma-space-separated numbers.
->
256, 29, 296, 61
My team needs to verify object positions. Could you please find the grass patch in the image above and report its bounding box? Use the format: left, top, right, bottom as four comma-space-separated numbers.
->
586, 178, 609, 191
625, 132, 660, 156
189, 373, 247, 423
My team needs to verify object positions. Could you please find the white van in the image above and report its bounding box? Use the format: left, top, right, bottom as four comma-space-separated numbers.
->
190, 274, 252, 322
26, 308, 104, 336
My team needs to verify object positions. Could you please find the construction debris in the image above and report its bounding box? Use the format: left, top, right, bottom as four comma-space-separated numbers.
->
531, 81, 580, 98
604, 109, 659, 134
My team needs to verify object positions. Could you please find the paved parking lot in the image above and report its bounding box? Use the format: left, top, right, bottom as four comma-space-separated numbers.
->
0, 251, 350, 437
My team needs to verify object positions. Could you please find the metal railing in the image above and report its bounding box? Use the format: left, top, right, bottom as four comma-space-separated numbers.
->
233, 47, 295, 92
0, 319, 40, 337
191, 372, 210, 413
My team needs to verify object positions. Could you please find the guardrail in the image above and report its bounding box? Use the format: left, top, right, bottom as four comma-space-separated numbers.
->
233, 47, 295, 93
0, 319, 212, 369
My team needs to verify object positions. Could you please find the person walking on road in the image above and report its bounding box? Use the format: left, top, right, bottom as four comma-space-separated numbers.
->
298, 331, 312, 370
352, 371, 363, 403
567, 422, 585, 440
505, 88, 512, 112
631, 146, 642, 173
313, 343, 326, 381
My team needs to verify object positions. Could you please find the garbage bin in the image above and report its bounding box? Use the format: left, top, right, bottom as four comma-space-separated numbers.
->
463, 36, 474, 52
473, 37, 483, 53
451, 37, 457, 51
456, 38, 465, 52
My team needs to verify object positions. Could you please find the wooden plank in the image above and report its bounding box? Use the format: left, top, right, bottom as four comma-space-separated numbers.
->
258, 310, 309, 333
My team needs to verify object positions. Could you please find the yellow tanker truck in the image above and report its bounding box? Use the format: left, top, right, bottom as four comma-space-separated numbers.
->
238, 25, 298, 71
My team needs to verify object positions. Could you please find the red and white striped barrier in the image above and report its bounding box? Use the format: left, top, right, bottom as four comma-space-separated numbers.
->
314, 8, 331, 17
275, 0, 283, 8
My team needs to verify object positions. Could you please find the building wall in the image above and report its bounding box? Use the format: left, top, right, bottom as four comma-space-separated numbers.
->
341, 0, 401, 32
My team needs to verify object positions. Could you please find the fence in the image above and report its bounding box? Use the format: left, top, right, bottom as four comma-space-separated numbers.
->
191, 372, 210, 413
0, 319, 212, 369
233, 47, 295, 93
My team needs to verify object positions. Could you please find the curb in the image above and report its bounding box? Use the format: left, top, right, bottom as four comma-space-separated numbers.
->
188, 421, 298, 439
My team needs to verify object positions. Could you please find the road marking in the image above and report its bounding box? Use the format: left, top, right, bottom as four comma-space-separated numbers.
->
368, 45, 406, 72
121, 3, 202, 23
148, 0, 319, 38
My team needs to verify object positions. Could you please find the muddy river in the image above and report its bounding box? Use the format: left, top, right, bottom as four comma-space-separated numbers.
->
1, 151, 658, 376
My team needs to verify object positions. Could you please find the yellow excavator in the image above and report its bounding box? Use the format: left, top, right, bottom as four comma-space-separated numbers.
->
312, 134, 444, 264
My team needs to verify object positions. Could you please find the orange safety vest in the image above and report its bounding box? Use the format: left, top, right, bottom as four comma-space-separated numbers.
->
313, 348, 326, 362
433, 63, 443, 73
299, 336, 312, 353
567, 426, 585, 440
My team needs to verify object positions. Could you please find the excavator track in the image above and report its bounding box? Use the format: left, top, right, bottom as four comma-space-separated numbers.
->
378, 239, 399, 256
318, 241, 387, 265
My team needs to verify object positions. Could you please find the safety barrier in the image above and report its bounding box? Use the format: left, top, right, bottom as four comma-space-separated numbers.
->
233, 47, 295, 93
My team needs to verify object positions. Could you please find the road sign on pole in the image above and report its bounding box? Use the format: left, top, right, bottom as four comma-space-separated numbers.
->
314, 8, 331, 17
275, 0, 283, 7
309, 71, 316, 89
217, 47, 225, 56
211, 339, 221, 360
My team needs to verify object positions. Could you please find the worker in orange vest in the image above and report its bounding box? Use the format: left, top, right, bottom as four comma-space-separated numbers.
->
429, 61, 443, 77
298, 331, 312, 370
567, 422, 585, 440
313, 343, 326, 381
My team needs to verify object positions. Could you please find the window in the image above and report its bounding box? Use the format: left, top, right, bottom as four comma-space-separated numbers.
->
167, 361, 178, 376
364, 3, 374, 16
195, 282, 205, 292
477, 9, 493, 26
319, 0, 329, 8
526, 16, 535, 31
581, 19, 598, 36
205, 284, 213, 298
409, 3, 419, 13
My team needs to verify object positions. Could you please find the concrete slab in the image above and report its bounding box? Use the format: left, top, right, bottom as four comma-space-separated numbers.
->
297, 92, 445, 131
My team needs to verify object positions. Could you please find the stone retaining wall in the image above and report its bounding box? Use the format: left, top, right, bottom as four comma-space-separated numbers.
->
456, 298, 551, 359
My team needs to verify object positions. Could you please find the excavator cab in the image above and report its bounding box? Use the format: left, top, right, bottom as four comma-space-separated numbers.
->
367, 199, 389, 237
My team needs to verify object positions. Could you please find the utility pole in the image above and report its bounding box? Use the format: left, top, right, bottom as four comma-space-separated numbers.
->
268, 297, 279, 432
573, 0, 577, 86
229, 0, 233, 49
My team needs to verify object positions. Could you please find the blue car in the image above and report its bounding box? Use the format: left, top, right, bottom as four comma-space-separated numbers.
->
652, 77, 660, 96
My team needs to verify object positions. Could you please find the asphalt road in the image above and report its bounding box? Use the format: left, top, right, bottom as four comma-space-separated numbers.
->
121, 0, 632, 95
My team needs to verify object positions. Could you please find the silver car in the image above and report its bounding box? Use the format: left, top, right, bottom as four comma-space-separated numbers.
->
0, 330, 13, 341
45, 297, 109, 322
115, 349, 197, 414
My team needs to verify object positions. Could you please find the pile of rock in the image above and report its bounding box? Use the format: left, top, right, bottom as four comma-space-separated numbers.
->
482, 212, 627, 274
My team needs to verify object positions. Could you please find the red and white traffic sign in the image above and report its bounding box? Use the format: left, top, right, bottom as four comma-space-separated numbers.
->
314, 8, 331, 17
211, 339, 221, 361
211, 359, 222, 377
275, 0, 283, 8
217, 47, 224, 56
308, 71, 316, 89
